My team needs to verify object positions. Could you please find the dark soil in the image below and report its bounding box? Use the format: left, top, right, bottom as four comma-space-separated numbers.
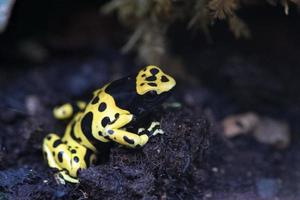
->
0, 58, 210, 200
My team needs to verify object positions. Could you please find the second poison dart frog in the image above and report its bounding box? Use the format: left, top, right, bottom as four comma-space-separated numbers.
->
42, 66, 176, 183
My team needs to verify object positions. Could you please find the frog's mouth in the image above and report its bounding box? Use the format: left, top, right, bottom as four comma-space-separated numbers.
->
157, 90, 172, 102
146, 89, 173, 111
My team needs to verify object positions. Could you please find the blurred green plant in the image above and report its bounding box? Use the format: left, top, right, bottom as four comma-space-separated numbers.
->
102, 0, 298, 65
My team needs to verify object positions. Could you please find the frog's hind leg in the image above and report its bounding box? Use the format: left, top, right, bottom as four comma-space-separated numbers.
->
53, 101, 87, 120
55, 170, 79, 184
43, 133, 95, 183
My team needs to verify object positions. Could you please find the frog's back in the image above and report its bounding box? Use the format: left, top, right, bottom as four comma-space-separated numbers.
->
62, 86, 130, 152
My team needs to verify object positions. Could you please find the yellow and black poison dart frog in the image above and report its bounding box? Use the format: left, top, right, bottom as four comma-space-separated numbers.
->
42, 66, 176, 183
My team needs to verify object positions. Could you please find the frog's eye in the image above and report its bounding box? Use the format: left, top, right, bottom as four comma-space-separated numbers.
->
148, 90, 157, 97
145, 90, 157, 99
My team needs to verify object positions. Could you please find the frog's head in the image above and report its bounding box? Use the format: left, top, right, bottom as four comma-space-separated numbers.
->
105, 65, 176, 116
133, 65, 176, 114
136, 65, 176, 96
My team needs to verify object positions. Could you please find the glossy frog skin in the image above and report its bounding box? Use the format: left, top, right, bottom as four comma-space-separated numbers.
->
43, 66, 176, 183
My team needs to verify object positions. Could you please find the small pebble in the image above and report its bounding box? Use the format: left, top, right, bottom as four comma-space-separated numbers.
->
256, 178, 280, 199
25, 95, 42, 115
212, 167, 218, 173
55, 191, 66, 198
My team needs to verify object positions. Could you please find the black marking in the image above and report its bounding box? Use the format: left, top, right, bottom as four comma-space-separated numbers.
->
53, 139, 62, 148
98, 102, 107, 112
70, 102, 82, 114
97, 90, 102, 95
143, 68, 147, 71
81, 112, 93, 135
136, 144, 141, 148
91, 96, 99, 104
150, 68, 159, 75
123, 136, 135, 144
140, 83, 145, 86
71, 149, 77, 154
58, 151, 64, 162
73, 156, 79, 163
46, 135, 52, 140
77, 168, 81, 176
70, 121, 82, 143
63, 141, 68, 144
107, 130, 114, 135
148, 82, 157, 87
146, 76, 157, 81
105, 75, 137, 112
52, 152, 55, 156
98, 131, 103, 136
161, 75, 169, 82
84, 149, 93, 166
141, 74, 146, 77
109, 113, 119, 125
151, 125, 161, 131
101, 117, 111, 127
81, 112, 100, 148
104, 136, 110, 140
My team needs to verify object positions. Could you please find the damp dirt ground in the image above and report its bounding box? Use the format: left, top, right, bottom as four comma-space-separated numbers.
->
0, 60, 212, 200
0, 52, 300, 200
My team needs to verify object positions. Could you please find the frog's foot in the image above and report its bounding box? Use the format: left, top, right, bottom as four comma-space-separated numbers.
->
148, 121, 164, 136
54, 170, 79, 184
43, 133, 93, 184
138, 121, 164, 137
53, 101, 87, 120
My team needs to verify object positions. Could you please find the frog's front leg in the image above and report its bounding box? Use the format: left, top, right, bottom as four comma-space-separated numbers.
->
103, 114, 150, 148
43, 133, 96, 183
53, 101, 87, 120
106, 128, 149, 148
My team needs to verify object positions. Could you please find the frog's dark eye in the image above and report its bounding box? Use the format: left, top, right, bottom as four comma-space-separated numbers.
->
145, 90, 157, 99
148, 90, 156, 96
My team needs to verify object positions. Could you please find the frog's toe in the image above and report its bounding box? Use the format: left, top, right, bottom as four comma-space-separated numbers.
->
152, 128, 164, 136
138, 128, 145, 134
147, 121, 164, 136
54, 170, 79, 184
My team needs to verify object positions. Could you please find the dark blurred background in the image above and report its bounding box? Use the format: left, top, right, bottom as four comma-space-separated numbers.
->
1, 0, 299, 124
